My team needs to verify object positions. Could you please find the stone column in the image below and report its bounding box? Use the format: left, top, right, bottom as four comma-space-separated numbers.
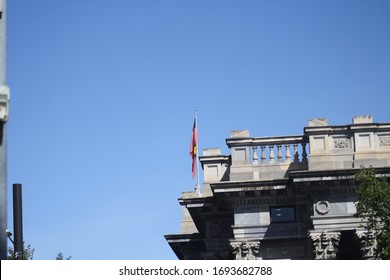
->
355, 230, 377, 260
309, 231, 340, 260
230, 240, 261, 260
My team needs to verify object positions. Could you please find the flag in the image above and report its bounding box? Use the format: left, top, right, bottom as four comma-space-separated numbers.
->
190, 117, 198, 179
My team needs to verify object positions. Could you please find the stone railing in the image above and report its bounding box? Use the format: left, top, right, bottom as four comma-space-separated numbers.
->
250, 135, 308, 165
226, 132, 309, 180
226, 132, 309, 166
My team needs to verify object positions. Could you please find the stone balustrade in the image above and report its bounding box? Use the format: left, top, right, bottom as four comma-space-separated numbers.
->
249, 136, 308, 165
225, 131, 309, 180
226, 131, 309, 166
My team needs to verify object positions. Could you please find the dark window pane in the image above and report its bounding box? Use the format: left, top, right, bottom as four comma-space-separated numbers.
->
270, 207, 295, 223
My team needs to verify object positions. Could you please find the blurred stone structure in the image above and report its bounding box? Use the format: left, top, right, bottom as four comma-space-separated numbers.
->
165, 116, 390, 259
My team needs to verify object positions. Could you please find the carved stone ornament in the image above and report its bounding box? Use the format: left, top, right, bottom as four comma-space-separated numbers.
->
334, 138, 350, 148
230, 240, 261, 260
315, 200, 330, 215
379, 136, 390, 147
355, 230, 377, 259
309, 231, 340, 260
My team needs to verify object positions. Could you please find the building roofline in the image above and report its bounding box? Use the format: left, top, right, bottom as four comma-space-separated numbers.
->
289, 166, 390, 183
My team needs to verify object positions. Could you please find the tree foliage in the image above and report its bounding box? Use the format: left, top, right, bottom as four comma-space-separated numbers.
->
355, 167, 390, 259
7, 242, 71, 260
7, 242, 34, 260
55, 252, 72, 260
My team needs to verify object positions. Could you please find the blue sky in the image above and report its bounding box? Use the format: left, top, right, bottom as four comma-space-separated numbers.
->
5, 0, 390, 259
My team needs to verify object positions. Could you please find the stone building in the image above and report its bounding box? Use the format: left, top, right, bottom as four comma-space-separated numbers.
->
165, 116, 390, 260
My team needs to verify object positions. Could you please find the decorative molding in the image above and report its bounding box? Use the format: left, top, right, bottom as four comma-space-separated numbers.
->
230, 240, 261, 260
315, 200, 330, 215
334, 138, 351, 148
309, 231, 340, 260
355, 230, 377, 259
379, 136, 390, 147
308, 184, 357, 196
228, 196, 308, 207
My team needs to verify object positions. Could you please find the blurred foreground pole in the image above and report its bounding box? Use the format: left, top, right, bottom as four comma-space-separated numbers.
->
13, 184, 23, 260
0, 0, 10, 260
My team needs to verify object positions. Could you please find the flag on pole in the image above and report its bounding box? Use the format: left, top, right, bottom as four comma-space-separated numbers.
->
190, 116, 198, 179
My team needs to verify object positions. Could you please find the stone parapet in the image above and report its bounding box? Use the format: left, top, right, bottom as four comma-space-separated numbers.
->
226, 133, 309, 180
305, 116, 390, 170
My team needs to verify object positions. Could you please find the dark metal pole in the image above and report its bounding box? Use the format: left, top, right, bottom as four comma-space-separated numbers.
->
0, 124, 6, 259
13, 183, 23, 260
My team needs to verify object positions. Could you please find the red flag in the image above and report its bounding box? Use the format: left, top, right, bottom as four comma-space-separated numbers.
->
190, 117, 198, 179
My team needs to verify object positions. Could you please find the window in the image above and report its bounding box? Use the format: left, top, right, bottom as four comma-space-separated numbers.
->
270, 206, 296, 223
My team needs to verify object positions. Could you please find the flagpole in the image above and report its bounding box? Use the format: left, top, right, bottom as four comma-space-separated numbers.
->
195, 110, 201, 196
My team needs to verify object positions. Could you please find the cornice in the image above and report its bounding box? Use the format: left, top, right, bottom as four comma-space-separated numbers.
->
211, 178, 290, 194
290, 167, 390, 183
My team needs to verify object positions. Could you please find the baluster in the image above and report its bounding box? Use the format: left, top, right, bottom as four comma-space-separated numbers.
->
285, 144, 291, 163
277, 145, 283, 162
252, 146, 258, 165
269, 145, 275, 164
302, 143, 308, 163
293, 144, 299, 163
261, 146, 266, 164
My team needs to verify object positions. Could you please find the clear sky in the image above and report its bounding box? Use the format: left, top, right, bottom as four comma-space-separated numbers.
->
6, 0, 390, 259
